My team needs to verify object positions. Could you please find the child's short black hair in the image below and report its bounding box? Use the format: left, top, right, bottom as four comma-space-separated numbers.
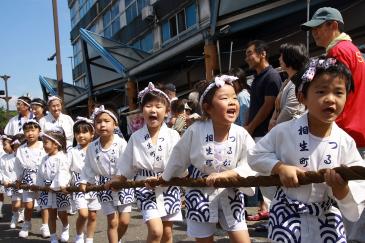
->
74, 121, 94, 135
93, 103, 119, 125
140, 92, 170, 112
43, 128, 67, 153
23, 121, 41, 131
293, 56, 354, 97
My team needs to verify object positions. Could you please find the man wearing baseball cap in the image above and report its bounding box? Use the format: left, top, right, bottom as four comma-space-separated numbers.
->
302, 7, 365, 242
302, 7, 365, 150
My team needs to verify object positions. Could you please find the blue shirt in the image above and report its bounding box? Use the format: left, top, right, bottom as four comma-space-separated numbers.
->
235, 89, 250, 126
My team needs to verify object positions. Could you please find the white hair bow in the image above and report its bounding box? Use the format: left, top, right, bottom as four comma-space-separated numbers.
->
138, 82, 170, 104
199, 75, 238, 108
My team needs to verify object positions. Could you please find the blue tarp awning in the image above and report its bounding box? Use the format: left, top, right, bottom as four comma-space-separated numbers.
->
79, 28, 151, 89
39, 76, 86, 104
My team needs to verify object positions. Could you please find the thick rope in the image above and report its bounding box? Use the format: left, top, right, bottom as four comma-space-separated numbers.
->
3, 166, 365, 193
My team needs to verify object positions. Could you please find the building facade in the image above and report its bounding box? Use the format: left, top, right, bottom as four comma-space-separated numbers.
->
39, 0, 365, 116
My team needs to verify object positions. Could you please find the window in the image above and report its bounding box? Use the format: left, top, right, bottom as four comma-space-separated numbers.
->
70, 0, 95, 28
161, 2, 197, 43
132, 31, 154, 52
125, 0, 148, 24
103, 0, 121, 38
141, 31, 153, 52
186, 3, 197, 28
125, 0, 137, 24
73, 40, 83, 67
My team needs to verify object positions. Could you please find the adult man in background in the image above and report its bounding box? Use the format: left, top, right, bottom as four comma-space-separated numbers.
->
4, 96, 34, 135
302, 7, 365, 154
244, 40, 282, 225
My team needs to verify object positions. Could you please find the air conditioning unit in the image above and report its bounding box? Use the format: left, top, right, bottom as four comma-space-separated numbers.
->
142, 5, 154, 21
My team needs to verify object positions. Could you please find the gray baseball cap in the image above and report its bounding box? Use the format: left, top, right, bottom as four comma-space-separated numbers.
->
301, 7, 343, 31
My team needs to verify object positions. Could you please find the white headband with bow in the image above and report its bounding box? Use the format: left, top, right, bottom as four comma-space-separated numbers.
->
74, 116, 95, 131
91, 105, 118, 124
138, 82, 170, 104
17, 99, 30, 107
47, 96, 62, 104
199, 75, 238, 109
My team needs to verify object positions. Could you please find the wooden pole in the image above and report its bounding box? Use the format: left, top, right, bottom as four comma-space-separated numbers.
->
125, 79, 138, 111
204, 39, 219, 81
52, 0, 64, 100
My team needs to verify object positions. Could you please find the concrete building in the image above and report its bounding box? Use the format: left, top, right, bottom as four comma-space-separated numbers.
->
40, 0, 365, 116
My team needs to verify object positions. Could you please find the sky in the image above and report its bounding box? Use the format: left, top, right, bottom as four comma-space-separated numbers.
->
0, 0, 72, 110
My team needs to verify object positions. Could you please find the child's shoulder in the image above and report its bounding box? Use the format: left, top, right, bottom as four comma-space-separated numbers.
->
333, 123, 357, 144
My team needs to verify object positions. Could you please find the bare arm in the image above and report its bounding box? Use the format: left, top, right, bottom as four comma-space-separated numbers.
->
245, 96, 276, 134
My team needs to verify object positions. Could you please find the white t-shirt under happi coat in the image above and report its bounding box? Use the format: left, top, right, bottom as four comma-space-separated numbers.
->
40, 113, 74, 148
248, 113, 365, 242
80, 134, 134, 206
162, 120, 256, 227
117, 123, 181, 217
14, 141, 46, 187
36, 151, 71, 208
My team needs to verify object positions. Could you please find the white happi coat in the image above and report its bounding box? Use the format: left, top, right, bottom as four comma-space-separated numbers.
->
248, 113, 365, 242
14, 142, 46, 186
0, 153, 22, 196
36, 151, 71, 208
67, 145, 97, 200
39, 113, 74, 148
5, 113, 35, 135
162, 120, 256, 227
0, 153, 17, 184
117, 123, 181, 216
80, 134, 134, 206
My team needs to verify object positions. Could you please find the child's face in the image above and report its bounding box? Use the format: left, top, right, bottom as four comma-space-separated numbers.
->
2, 141, 13, 154
43, 137, 59, 155
205, 84, 239, 125
24, 127, 40, 144
49, 100, 62, 118
302, 73, 347, 125
94, 113, 117, 137
142, 99, 168, 130
75, 130, 93, 147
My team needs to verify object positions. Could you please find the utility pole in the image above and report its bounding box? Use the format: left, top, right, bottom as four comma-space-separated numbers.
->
52, 0, 64, 100
0, 75, 12, 112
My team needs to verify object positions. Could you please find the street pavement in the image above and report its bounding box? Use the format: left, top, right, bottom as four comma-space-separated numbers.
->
0, 197, 269, 242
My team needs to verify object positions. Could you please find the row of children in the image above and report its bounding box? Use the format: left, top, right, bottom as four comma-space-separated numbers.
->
0, 56, 364, 243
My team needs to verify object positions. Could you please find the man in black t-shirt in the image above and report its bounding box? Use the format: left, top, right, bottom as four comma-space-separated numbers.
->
243, 40, 281, 227
244, 40, 282, 138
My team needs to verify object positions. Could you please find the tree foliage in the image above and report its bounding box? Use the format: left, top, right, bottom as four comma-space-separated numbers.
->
0, 107, 17, 133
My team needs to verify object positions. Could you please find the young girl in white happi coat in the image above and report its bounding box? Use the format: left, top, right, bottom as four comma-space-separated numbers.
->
36, 128, 71, 243
79, 105, 133, 243
248, 57, 365, 242
67, 117, 100, 243
114, 82, 182, 243
159, 76, 256, 242
0, 134, 25, 229
39, 96, 74, 149
14, 120, 48, 238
